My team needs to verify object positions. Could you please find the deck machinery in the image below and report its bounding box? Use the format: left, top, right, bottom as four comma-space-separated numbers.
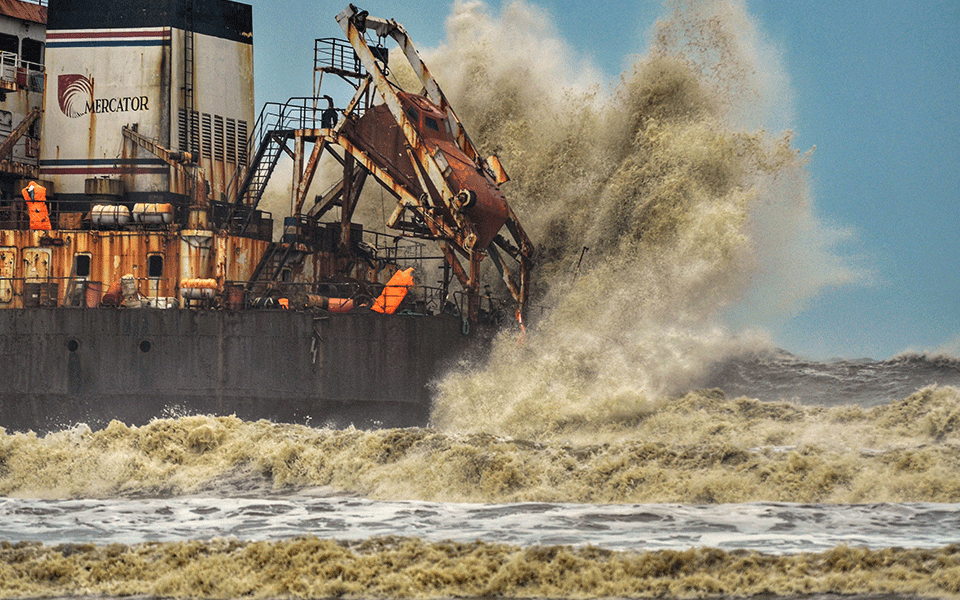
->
233, 4, 534, 323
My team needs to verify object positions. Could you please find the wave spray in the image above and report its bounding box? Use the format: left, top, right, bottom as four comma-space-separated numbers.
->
427, 0, 858, 437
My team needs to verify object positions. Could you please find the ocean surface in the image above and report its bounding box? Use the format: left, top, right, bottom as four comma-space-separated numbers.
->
2, 494, 959, 553
2, 351, 960, 598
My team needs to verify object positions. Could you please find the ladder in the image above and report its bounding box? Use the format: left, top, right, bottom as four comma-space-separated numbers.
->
183, 1, 196, 155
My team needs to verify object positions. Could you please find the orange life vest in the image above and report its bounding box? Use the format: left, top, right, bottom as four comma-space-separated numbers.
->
22, 181, 51, 231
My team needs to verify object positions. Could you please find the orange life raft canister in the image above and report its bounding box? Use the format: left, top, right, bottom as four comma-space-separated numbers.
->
372, 267, 414, 314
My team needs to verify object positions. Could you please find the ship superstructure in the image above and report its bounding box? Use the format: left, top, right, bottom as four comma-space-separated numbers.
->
42, 0, 253, 205
10, 0, 262, 307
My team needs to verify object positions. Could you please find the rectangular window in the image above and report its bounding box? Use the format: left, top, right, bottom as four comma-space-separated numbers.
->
0, 33, 18, 56
147, 254, 163, 278
20, 39, 43, 66
73, 253, 91, 278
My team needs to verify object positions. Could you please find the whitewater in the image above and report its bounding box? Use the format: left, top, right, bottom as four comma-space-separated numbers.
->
3, 0, 960, 598
2, 363, 960, 598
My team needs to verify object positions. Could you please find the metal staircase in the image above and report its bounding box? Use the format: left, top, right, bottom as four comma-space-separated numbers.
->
225, 99, 322, 234
244, 241, 300, 301
0, 107, 41, 165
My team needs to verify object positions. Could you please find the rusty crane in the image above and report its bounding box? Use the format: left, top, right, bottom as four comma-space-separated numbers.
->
226, 4, 534, 323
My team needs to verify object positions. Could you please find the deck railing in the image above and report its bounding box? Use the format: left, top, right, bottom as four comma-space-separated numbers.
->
0, 50, 44, 92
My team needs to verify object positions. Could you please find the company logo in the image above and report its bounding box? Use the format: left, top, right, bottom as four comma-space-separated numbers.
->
57, 74, 150, 118
58, 74, 92, 118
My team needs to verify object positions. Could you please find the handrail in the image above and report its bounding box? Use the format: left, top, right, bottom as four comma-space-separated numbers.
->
0, 275, 178, 308
0, 272, 533, 320
315, 37, 362, 76
226, 97, 331, 205
0, 51, 45, 75
0, 51, 45, 94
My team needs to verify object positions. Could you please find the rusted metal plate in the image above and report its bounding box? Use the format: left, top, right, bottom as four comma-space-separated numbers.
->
0, 228, 277, 308
0, 246, 14, 303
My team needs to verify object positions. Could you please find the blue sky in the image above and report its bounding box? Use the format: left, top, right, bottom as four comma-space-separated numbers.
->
249, 0, 959, 361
